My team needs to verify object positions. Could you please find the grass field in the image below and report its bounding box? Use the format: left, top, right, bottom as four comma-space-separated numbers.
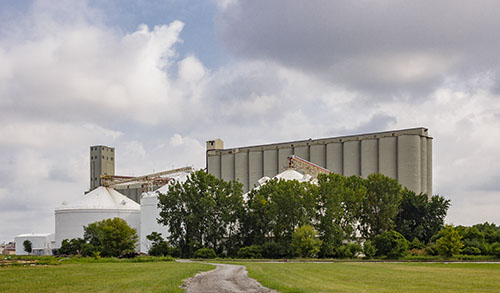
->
242, 262, 500, 292
0, 261, 214, 292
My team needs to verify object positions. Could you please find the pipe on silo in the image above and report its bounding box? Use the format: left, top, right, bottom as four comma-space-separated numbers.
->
310, 144, 326, 168
397, 135, 421, 194
361, 139, 378, 178
249, 151, 263, 191
343, 141, 360, 176
427, 138, 433, 197
379, 136, 397, 179
420, 136, 428, 195
235, 151, 249, 192
326, 142, 343, 174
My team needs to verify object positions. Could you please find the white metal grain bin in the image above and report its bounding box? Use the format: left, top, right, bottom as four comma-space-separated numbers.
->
55, 186, 140, 248
139, 172, 191, 253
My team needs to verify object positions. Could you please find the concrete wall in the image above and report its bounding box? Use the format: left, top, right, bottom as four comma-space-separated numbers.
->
207, 128, 433, 195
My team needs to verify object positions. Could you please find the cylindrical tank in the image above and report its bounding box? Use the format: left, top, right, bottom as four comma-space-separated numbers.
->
249, 151, 263, 190
55, 186, 140, 248
361, 139, 378, 178
139, 172, 190, 253
326, 142, 343, 174
397, 135, 421, 193
310, 144, 326, 167
221, 154, 235, 182
235, 151, 249, 192
343, 141, 360, 176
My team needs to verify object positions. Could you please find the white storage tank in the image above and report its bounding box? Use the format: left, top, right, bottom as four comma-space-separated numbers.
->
15, 233, 55, 255
140, 172, 191, 253
55, 186, 140, 248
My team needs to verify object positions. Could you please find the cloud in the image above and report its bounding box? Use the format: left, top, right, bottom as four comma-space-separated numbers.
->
216, 1, 500, 96
1, 0, 500, 241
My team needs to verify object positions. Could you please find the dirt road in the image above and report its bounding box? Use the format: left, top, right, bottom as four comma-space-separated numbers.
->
182, 262, 276, 293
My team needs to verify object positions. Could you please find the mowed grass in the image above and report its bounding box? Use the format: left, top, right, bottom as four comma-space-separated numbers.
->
0, 261, 214, 292
243, 262, 500, 292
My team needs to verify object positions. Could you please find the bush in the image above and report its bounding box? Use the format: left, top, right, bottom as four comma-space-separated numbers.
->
363, 240, 377, 259
194, 248, 216, 259
373, 230, 409, 258
435, 225, 464, 258
490, 242, 500, 258
336, 243, 362, 258
237, 245, 262, 259
291, 225, 322, 258
261, 242, 289, 259
462, 246, 481, 255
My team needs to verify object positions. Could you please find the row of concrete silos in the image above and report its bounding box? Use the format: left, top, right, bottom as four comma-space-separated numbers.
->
207, 127, 432, 195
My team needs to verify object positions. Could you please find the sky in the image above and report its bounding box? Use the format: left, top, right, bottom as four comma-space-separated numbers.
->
1, 0, 500, 242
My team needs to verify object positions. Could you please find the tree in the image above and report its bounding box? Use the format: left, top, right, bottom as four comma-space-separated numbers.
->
359, 174, 402, 239
435, 225, 464, 258
58, 238, 86, 255
314, 173, 365, 257
84, 218, 138, 257
242, 178, 315, 251
23, 240, 32, 254
395, 189, 450, 243
291, 225, 322, 258
147, 232, 170, 256
373, 230, 409, 258
157, 170, 244, 258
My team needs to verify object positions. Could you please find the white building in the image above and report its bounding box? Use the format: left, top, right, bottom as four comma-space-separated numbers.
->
140, 172, 191, 253
55, 186, 140, 248
15, 233, 55, 255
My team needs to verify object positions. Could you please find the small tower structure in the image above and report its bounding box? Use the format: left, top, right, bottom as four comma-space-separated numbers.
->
90, 145, 115, 190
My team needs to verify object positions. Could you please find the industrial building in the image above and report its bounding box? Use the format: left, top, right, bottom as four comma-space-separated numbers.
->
207, 127, 432, 195
90, 145, 160, 203
15, 233, 55, 256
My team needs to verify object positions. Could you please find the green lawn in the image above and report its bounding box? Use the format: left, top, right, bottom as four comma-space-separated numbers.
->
242, 262, 500, 292
0, 262, 214, 292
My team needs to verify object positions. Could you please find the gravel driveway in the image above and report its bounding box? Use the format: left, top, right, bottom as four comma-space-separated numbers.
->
182, 262, 276, 293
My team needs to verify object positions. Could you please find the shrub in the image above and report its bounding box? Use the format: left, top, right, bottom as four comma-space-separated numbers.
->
261, 242, 289, 259
373, 230, 409, 258
363, 240, 377, 259
291, 225, 322, 258
194, 248, 216, 259
336, 243, 362, 258
490, 242, 500, 258
237, 245, 262, 259
462, 246, 481, 255
435, 225, 464, 258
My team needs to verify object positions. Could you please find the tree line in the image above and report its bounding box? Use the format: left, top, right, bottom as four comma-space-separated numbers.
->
155, 170, 462, 259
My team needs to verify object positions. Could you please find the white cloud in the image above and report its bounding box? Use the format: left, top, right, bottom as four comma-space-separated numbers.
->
1, 0, 500, 242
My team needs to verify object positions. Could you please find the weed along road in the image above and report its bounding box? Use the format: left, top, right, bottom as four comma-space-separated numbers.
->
180, 261, 276, 293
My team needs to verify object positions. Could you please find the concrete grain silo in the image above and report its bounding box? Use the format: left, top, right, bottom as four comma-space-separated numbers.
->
55, 186, 140, 248
207, 127, 432, 195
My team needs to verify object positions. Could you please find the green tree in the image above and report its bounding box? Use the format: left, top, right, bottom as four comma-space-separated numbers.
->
435, 225, 464, 258
314, 173, 365, 257
395, 189, 450, 243
58, 238, 86, 255
359, 174, 402, 239
373, 230, 409, 258
243, 179, 315, 250
291, 225, 322, 258
146, 232, 170, 256
84, 218, 138, 257
157, 170, 244, 258
23, 240, 32, 254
